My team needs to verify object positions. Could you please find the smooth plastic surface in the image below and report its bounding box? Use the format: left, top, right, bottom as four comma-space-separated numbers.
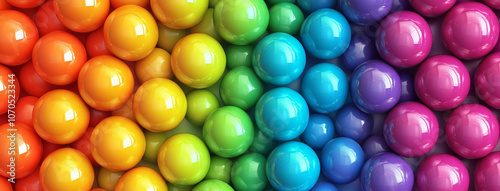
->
0, 10, 38, 66
269, 3, 304, 35
114, 167, 168, 191
220, 66, 263, 110
416, 154, 469, 191
475, 52, 500, 109
340, 0, 393, 25
360, 152, 414, 191
54, 0, 109, 33
362, 135, 391, 159
334, 103, 373, 142
151, 0, 208, 29
409, 0, 456, 17
231, 153, 268, 191
300, 114, 335, 150
474, 152, 500, 191
321, 137, 364, 184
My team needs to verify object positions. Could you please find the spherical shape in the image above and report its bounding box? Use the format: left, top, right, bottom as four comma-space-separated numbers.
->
33, 90, 90, 144
342, 25, 379, 72
376, 11, 432, 68
220, 66, 263, 110
0, 10, 39, 66
267, 141, 320, 191
186, 89, 219, 126
416, 154, 469, 191
34, 0, 69, 36
97, 167, 124, 191
226, 45, 253, 69
339, 0, 392, 25
474, 152, 500, 191
103, 5, 158, 61
206, 156, 232, 183
311, 181, 338, 191
13, 96, 38, 127
231, 153, 268, 191
255, 87, 309, 141
190, 8, 223, 42
135, 48, 173, 83
115, 167, 168, 191
86, 28, 113, 58
252, 32, 306, 86
143, 130, 168, 163
71, 127, 98, 166
415, 54, 470, 110
15, 167, 42, 191
151, 0, 208, 29
0, 65, 19, 115
321, 137, 364, 184
442, 2, 499, 59
300, 8, 351, 59
362, 135, 391, 159
360, 152, 414, 191
192, 179, 234, 191
19, 61, 54, 97
110, 0, 149, 8
269, 3, 304, 35
249, 129, 279, 155
484, 0, 500, 9
334, 103, 373, 142
409, 0, 456, 17
475, 52, 500, 108
297, 0, 337, 13
133, 78, 187, 132
350, 60, 401, 114
54, 0, 109, 33
300, 114, 335, 150
171, 33, 226, 88
301, 63, 348, 113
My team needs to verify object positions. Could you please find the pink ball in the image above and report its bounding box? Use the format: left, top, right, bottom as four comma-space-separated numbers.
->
415, 54, 470, 111
475, 52, 500, 108
483, 0, 500, 9
409, 0, 457, 17
442, 2, 499, 60
375, 11, 432, 68
474, 152, 500, 191
383, 101, 439, 157
416, 154, 470, 191
445, 103, 499, 159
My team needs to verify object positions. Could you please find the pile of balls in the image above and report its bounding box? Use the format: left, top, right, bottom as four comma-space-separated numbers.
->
1, 0, 500, 190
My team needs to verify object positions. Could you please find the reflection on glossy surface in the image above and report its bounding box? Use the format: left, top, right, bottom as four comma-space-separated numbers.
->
474, 152, 500, 191
103, 5, 158, 61
157, 133, 210, 186
115, 167, 168, 191
475, 52, 500, 109
193, 179, 234, 191
205, 155, 232, 183
226, 45, 253, 69
334, 103, 373, 142
97, 166, 124, 191
360, 152, 414, 191
267, 141, 320, 191
6, 0, 45, 8
409, 0, 455, 17
231, 153, 267, 190
39, 148, 94, 191
321, 137, 364, 184
151, 0, 208, 29
0, 10, 38, 66
90, 116, 145, 171
190, 8, 223, 42
136, 48, 173, 83
416, 154, 469, 191
484, 0, 500, 9
342, 25, 379, 72
442, 2, 499, 59
445, 104, 499, 159
143, 130, 169, 163
311, 181, 338, 191
362, 135, 391, 159
54, 0, 109, 33
269, 3, 304, 35
249, 128, 279, 155
0, 65, 19, 115
33, 90, 90, 144
186, 90, 219, 126
220, 66, 263, 110
300, 114, 335, 150
340, 0, 392, 25
415, 54, 470, 111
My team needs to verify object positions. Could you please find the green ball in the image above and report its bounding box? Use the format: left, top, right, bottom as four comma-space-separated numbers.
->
205, 155, 233, 183
265, 0, 295, 7
209, 0, 220, 8
168, 183, 193, 191
220, 66, 263, 110
164, 119, 203, 140
231, 153, 268, 191
269, 3, 304, 35
214, 0, 269, 45
143, 130, 169, 163
203, 106, 255, 158
186, 90, 220, 126
193, 179, 234, 191
226, 45, 253, 69
249, 129, 279, 155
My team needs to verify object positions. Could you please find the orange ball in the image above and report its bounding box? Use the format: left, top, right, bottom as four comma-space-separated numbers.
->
151, 0, 209, 29
34, 0, 70, 36
13, 96, 38, 127
54, 0, 109, 33
6, 0, 45, 8
115, 167, 168, 191
86, 27, 113, 58
32, 31, 87, 85
0, 0, 12, 10
14, 167, 42, 191
110, 0, 149, 8
0, 176, 12, 191
78, 55, 134, 111
19, 61, 54, 97
111, 95, 137, 123
0, 10, 39, 66
0, 65, 19, 115
39, 148, 94, 191
33, 89, 90, 144
135, 48, 173, 83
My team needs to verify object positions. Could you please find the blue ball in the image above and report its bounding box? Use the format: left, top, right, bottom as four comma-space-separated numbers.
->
321, 137, 365, 184
300, 8, 351, 59
311, 181, 338, 191
334, 103, 373, 142
266, 141, 320, 191
301, 63, 348, 113
255, 87, 309, 141
300, 114, 335, 150
341, 25, 379, 72
253, 32, 306, 86
297, 0, 338, 13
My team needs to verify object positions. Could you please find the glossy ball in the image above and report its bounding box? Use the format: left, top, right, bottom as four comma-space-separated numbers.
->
442, 2, 499, 60
226, 45, 253, 69
143, 130, 169, 163
267, 141, 320, 191
269, 3, 304, 35
409, 0, 456, 17
115, 167, 168, 191
110, 0, 149, 8
360, 152, 414, 191
103, 5, 158, 61
220, 66, 263, 110
0, 10, 39, 66
249, 128, 279, 155
484, 0, 500, 9
54, 0, 109, 33
0, 65, 19, 115
151, 0, 208, 29
416, 154, 469, 191
301, 63, 348, 113
186, 90, 219, 126
340, 0, 392, 25
231, 153, 268, 191
474, 152, 500, 191
71, 127, 98, 166
362, 135, 391, 159
445, 104, 499, 159
39, 148, 94, 191
133, 78, 187, 132
0, 177, 11, 191
171, 33, 226, 88
311, 181, 338, 191
415, 54, 470, 110
90, 116, 145, 171
135, 48, 173, 83
157, 22, 187, 53
252, 32, 305, 86
157, 133, 210, 186
13, 96, 38, 127
15, 167, 42, 191
297, 0, 337, 13
475, 52, 500, 108
206, 156, 232, 183
33, 90, 89, 144
321, 137, 364, 184
97, 167, 124, 191
32, 31, 87, 85
376, 11, 432, 68
350, 60, 401, 114
19, 60, 51, 97
190, 8, 223, 43
300, 8, 351, 59
334, 103, 373, 142
193, 179, 234, 191
255, 87, 309, 141
300, 114, 335, 150
35, 0, 69, 36
86, 27, 113, 58
342, 25, 379, 72
6, 0, 45, 8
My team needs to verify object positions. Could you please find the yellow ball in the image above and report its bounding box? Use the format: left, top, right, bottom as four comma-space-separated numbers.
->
171, 33, 226, 89
151, 0, 209, 29
135, 48, 173, 83
115, 167, 168, 191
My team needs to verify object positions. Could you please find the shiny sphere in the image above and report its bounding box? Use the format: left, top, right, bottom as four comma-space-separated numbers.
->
362, 135, 391, 159
249, 128, 279, 155
0, 10, 38, 66
115, 167, 168, 191
186, 89, 220, 126
269, 3, 304, 35
484, 0, 500, 9
321, 137, 364, 184
206, 156, 232, 183
143, 130, 169, 163
475, 52, 500, 109
151, 0, 208, 29
360, 152, 414, 191
409, 0, 456, 17
34, 0, 69, 36
416, 154, 469, 191
474, 152, 500, 191
342, 25, 379, 72
97, 167, 124, 191
6, 0, 45, 8
0, 65, 19, 115
231, 153, 268, 191
311, 181, 338, 191
54, 0, 109, 33
300, 114, 335, 150
86, 27, 113, 58
297, 0, 337, 13
220, 66, 263, 110
226, 45, 253, 69
339, 0, 393, 25
157, 21, 187, 53
334, 103, 373, 142
19, 61, 54, 97
193, 179, 234, 191
135, 48, 173, 83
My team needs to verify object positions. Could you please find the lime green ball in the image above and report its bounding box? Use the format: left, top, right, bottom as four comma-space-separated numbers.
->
226, 45, 253, 69
220, 66, 263, 110
214, 0, 269, 45
193, 179, 234, 191
231, 153, 268, 191
249, 129, 279, 155
265, 0, 295, 7
203, 106, 255, 158
143, 130, 169, 163
209, 0, 220, 8
269, 3, 304, 35
186, 90, 220, 126
168, 183, 193, 191
205, 155, 233, 183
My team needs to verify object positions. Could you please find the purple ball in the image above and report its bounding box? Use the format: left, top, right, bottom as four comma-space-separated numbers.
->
360, 152, 414, 191
350, 60, 401, 114
339, 0, 393, 25
416, 154, 469, 191
391, 0, 410, 13
342, 25, 379, 72
362, 135, 391, 159
334, 103, 373, 142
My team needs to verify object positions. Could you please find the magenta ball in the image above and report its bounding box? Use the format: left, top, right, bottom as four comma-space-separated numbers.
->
445, 103, 499, 159
484, 0, 500, 9
416, 154, 469, 191
442, 2, 499, 60
475, 52, 500, 109
383, 101, 439, 157
474, 152, 500, 191
415, 54, 470, 111
375, 11, 432, 68
409, 0, 456, 17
